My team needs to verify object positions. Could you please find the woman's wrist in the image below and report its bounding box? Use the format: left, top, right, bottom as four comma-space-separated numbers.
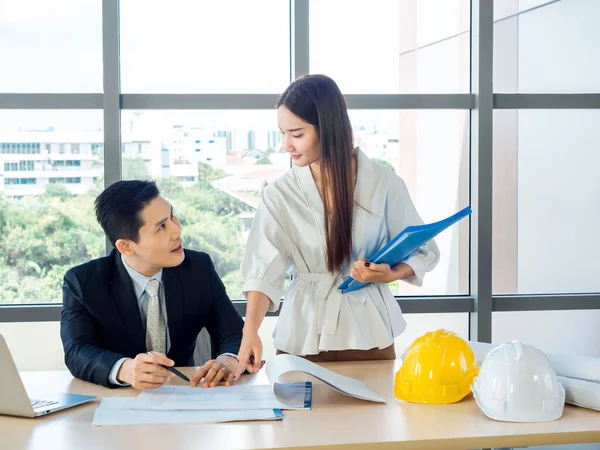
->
243, 323, 260, 335
391, 263, 415, 282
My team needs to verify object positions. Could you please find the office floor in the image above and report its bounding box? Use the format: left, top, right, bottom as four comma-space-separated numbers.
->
497, 445, 600, 450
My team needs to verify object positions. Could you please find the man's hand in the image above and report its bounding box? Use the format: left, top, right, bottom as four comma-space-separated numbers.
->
351, 259, 415, 284
190, 355, 238, 388
234, 330, 264, 380
117, 352, 174, 390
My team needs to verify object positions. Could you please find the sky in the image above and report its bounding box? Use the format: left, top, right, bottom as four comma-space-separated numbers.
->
0, 0, 571, 132
0, 0, 469, 94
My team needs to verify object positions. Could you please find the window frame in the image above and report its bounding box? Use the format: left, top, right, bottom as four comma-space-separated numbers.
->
1, 0, 599, 344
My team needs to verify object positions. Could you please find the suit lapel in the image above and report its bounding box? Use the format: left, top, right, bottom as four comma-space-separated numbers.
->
163, 267, 184, 359
109, 250, 146, 351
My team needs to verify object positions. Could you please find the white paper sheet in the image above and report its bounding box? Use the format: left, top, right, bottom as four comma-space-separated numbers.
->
266, 354, 385, 403
92, 398, 283, 426
128, 354, 384, 414
557, 376, 600, 412
468, 341, 600, 383
132, 381, 312, 411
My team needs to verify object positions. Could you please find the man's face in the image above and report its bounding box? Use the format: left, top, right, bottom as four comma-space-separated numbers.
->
127, 196, 184, 272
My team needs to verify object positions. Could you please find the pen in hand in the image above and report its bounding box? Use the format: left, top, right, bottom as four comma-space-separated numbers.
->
147, 351, 190, 383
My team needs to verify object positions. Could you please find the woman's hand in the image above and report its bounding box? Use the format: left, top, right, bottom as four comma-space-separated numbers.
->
233, 330, 264, 380
351, 259, 414, 284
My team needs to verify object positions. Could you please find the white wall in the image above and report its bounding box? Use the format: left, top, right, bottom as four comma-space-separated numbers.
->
0, 322, 66, 371
0, 313, 468, 372
494, 310, 600, 358
4, 310, 596, 372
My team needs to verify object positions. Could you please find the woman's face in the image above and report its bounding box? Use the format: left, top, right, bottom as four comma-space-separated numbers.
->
277, 105, 320, 167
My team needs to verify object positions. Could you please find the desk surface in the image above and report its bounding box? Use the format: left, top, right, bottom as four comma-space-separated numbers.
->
2, 360, 600, 450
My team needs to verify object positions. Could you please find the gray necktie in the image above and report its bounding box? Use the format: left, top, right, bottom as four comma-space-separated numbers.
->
145, 279, 166, 354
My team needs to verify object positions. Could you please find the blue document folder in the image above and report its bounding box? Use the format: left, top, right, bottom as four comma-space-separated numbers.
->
338, 206, 472, 294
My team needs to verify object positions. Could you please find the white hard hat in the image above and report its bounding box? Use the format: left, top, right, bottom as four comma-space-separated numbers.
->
471, 341, 565, 422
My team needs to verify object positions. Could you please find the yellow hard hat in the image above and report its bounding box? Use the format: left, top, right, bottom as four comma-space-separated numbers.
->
395, 329, 479, 404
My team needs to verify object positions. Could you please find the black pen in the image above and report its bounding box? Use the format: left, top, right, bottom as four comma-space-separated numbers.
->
147, 351, 190, 382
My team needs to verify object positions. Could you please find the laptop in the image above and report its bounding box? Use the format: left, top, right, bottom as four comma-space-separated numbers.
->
0, 334, 96, 418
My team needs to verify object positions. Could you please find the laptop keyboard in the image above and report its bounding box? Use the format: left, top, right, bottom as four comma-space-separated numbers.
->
30, 399, 59, 409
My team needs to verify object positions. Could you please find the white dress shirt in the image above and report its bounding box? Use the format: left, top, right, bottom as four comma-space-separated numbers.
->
108, 255, 238, 386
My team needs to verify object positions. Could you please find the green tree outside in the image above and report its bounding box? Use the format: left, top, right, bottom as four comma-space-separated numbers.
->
0, 163, 253, 304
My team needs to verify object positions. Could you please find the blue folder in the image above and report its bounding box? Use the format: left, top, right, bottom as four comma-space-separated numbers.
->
338, 206, 472, 294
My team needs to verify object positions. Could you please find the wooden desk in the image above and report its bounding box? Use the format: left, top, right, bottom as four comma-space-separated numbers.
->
2, 360, 600, 450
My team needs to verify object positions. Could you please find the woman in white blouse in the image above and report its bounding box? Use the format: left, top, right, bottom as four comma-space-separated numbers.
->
233, 74, 440, 379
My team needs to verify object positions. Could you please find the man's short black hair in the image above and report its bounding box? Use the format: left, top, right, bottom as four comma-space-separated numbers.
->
94, 180, 160, 246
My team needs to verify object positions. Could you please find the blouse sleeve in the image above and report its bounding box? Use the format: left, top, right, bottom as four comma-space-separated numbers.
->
385, 174, 440, 287
241, 186, 289, 312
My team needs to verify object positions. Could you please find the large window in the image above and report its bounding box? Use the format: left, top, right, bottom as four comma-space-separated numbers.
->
348, 110, 470, 295
494, 0, 600, 93
0, 111, 104, 304
1, 0, 598, 362
119, 0, 290, 93
492, 110, 600, 295
121, 110, 284, 298
0, 0, 103, 92
310, 0, 470, 93
119, 109, 469, 297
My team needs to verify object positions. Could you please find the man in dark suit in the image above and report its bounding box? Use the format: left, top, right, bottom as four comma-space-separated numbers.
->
60, 180, 244, 389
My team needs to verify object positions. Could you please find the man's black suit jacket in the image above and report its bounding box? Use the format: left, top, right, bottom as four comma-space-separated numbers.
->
60, 248, 244, 387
